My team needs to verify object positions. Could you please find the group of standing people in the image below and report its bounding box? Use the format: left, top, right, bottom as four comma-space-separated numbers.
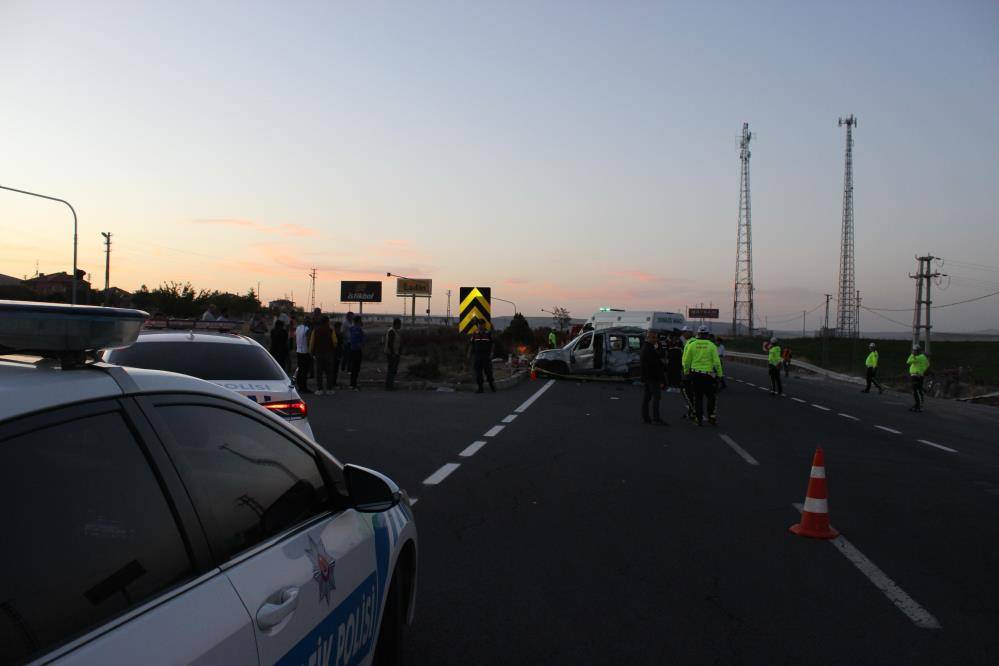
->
266, 309, 393, 393
861, 341, 930, 412
640, 325, 725, 427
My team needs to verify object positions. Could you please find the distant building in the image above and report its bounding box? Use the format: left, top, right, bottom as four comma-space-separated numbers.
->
23, 271, 91, 299
268, 298, 295, 311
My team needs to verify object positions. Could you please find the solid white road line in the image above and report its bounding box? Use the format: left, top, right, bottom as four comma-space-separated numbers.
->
792, 503, 940, 629
812, 404, 831, 411
484, 425, 505, 437
514, 379, 556, 413
792, 397, 807, 403
875, 425, 902, 434
918, 439, 958, 453
719, 434, 760, 466
502, 414, 518, 423
423, 463, 460, 485
460, 440, 487, 457
838, 413, 859, 421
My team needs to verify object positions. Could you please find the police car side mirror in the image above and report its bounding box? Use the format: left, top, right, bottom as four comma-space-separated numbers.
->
344, 464, 401, 513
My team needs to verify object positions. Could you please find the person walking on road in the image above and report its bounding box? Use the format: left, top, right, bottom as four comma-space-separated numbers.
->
862, 342, 884, 394
907, 344, 930, 412
715, 336, 727, 389
767, 337, 783, 396
294, 317, 312, 394
269, 319, 289, 372
347, 316, 365, 390
548, 330, 558, 348
682, 325, 723, 425
384, 318, 403, 390
781, 344, 792, 378
640, 329, 668, 425
469, 319, 496, 393
310, 315, 338, 395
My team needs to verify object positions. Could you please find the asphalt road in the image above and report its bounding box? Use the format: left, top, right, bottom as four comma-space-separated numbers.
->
305, 364, 999, 665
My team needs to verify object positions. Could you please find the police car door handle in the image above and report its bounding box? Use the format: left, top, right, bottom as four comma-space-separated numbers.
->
256, 586, 300, 630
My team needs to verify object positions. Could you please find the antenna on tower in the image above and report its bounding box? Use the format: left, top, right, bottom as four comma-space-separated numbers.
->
732, 122, 754, 337
836, 114, 858, 338
307, 268, 317, 312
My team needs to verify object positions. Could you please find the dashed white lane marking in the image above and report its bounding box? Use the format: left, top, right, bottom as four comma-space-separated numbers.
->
812, 404, 831, 411
918, 439, 957, 453
719, 434, 760, 466
460, 440, 487, 457
791, 503, 940, 629
792, 397, 807, 403
758, 387, 770, 392
875, 425, 902, 434
838, 412, 859, 420
423, 463, 460, 485
502, 414, 518, 423
746, 383, 757, 387
514, 379, 556, 413
484, 425, 505, 437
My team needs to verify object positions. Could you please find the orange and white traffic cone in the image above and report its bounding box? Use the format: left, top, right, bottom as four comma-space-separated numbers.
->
789, 447, 839, 539
530, 369, 538, 381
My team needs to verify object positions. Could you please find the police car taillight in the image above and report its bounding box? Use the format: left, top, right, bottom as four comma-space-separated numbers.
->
261, 399, 308, 418
0, 300, 148, 359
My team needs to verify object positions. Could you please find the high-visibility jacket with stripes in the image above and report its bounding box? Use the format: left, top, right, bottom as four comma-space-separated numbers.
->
767, 344, 782, 366
907, 353, 930, 376
682, 338, 723, 376
865, 351, 879, 368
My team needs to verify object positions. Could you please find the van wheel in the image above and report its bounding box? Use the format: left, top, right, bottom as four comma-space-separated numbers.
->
373, 570, 404, 665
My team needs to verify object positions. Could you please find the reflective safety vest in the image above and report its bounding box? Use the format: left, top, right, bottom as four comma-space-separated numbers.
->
548, 331, 557, 345
682, 337, 723, 376
767, 345, 782, 366
907, 353, 930, 376
865, 351, 879, 368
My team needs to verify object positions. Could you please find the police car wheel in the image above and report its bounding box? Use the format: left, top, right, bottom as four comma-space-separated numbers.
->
373, 569, 405, 665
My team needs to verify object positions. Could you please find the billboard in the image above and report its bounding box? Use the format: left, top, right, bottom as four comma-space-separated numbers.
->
340, 281, 383, 303
688, 308, 720, 319
396, 278, 432, 297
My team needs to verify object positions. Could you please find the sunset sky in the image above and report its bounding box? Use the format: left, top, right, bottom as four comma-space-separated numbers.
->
2, 1, 997, 331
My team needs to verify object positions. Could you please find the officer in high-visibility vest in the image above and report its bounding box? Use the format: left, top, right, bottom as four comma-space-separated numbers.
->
861, 342, 884, 394
906, 344, 930, 412
682, 325, 723, 426
767, 336, 783, 396
548, 330, 558, 348
678, 326, 695, 418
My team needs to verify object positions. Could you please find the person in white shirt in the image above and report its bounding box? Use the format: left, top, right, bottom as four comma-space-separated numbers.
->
200, 304, 218, 321
294, 320, 312, 393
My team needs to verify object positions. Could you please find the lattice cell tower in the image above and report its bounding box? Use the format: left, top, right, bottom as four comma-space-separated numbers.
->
835, 115, 858, 337
732, 122, 754, 336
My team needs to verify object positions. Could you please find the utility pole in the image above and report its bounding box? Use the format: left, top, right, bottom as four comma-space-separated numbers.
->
100, 232, 112, 305
824, 294, 831, 332
446, 289, 452, 325
910, 255, 945, 355
802, 310, 806, 338
732, 122, 754, 337
835, 115, 858, 338
307, 268, 317, 313
823, 293, 832, 367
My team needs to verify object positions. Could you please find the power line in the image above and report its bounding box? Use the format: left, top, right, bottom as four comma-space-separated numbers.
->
934, 288, 999, 309
860, 306, 910, 328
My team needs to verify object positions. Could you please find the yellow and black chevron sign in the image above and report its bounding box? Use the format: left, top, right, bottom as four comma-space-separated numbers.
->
459, 287, 491, 333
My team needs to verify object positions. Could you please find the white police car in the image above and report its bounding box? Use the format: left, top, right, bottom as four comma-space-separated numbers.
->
102, 328, 315, 439
0, 301, 417, 665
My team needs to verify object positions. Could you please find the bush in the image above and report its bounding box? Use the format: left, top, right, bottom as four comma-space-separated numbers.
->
406, 357, 441, 380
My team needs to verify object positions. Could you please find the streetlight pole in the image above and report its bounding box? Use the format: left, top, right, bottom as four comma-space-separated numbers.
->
492, 296, 518, 315
386, 272, 418, 325
1, 184, 78, 304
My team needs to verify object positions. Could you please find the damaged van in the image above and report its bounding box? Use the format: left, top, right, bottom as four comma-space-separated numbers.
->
532, 326, 647, 378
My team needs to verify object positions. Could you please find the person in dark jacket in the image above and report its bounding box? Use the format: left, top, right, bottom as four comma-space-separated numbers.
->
348, 316, 365, 390
640, 329, 668, 425
309, 316, 338, 395
269, 319, 289, 371
331, 321, 344, 387
666, 335, 683, 393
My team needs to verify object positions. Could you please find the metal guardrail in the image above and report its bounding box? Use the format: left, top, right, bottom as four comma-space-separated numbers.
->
724, 351, 866, 386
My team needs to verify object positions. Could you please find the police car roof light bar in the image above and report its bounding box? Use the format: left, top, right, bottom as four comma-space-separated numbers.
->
0, 301, 148, 367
